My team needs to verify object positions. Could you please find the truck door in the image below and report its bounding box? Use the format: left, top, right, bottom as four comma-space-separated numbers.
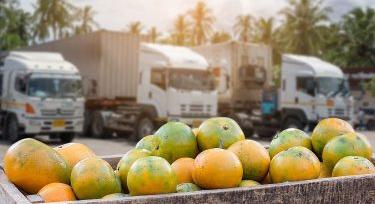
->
296, 76, 315, 121
149, 68, 167, 117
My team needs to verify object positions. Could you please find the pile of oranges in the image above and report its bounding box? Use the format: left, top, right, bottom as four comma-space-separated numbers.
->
2, 117, 374, 202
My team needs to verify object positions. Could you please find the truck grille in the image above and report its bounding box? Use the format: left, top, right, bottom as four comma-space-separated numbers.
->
335, 108, 345, 116
41, 109, 75, 116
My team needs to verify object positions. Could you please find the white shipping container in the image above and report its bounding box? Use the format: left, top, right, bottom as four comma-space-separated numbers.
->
22, 30, 141, 99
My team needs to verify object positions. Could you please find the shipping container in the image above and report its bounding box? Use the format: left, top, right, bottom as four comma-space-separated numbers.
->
23, 30, 141, 100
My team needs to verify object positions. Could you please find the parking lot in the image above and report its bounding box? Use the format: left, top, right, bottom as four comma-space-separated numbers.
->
0, 131, 374, 161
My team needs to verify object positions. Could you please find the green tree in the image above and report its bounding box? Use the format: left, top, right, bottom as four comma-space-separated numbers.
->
368, 77, 375, 97
234, 14, 253, 43
148, 26, 161, 43
171, 15, 190, 45
33, 0, 77, 41
211, 31, 231, 44
341, 8, 375, 67
188, 1, 215, 45
127, 21, 143, 35
74, 6, 99, 35
279, 0, 331, 55
0, 0, 31, 50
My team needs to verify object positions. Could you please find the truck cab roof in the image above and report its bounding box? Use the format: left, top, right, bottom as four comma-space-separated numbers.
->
1, 51, 79, 74
141, 43, 208, 70
283, 54, 344, 78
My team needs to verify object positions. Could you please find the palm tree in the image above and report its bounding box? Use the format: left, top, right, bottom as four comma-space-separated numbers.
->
234, 14, 253, 43
0, 0, 31, 50
171, 15, 190, 45
188, 1, 215, 45
148, 26, 161, 43
74, 6, 99, 35
279, 0, 331, 55
211, 31, 231, 44
254, 17, 276, 45
127, 21, 143, 35
339, 7, 375, 67
33, 0, 77, 41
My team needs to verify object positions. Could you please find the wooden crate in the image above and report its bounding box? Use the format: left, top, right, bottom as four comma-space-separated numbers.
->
1, 155, 375, 204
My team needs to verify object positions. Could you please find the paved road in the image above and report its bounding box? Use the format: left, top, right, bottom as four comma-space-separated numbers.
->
0, 131, 374, 161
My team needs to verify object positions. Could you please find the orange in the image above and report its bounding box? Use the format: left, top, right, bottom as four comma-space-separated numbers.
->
197, 117, 245, 151
38, 183, 76, 202
322, 132, 372, 170
192, 128, 199, 137
311, 118, 354, 158
332, 156, 375, 177
176, 183, 201, 193
319, 162, 331, 178
171, 158, 195, 184
269, 128, 312, 159
3, 138, 70, 194
192, 148, 243, 189
154, 122, 199, 163
239, 180, 260, 187
127, 156, 177, 196
71, 157, 122, 199
269, 146, 320, 183
228, 140, 270, 181
117, 148, 151, 192
135, 135, 160, 155
54, 143, 96, 168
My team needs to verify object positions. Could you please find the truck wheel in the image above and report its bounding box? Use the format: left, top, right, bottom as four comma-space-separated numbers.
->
91, 112, 107, 138
283, 118, 303, 130
60, 133, 75, 143
5, 115, 21, 143
136, 117, 154, 141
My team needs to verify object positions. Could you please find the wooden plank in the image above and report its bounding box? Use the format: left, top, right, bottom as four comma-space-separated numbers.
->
0, 170, 31, 204
1, 154, 375, 204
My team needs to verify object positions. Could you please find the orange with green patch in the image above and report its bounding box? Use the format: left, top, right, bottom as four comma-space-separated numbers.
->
127, 156, 177, 196
117, 149, 152, 192
197, 117, 245, 151
38, 183, 76, 202
239, 180, 260, 187
269, 128, 312, 159
269, 146, 320, 183
192, 148, 243, 189
322, 132, 372, 170
311, 118, 354, 158
135, 135, 160, 154
154, 122, 199, 163
71, 157, 122, 200
332, 156, 375, 177
3, 138, 71, 194
228, 140, 270, 181
176, 183, 201, 193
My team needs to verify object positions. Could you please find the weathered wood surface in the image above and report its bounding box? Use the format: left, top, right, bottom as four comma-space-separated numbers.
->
0, 155, 374, 204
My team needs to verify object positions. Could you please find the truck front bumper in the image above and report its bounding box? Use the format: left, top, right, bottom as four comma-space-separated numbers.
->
20, 117, 84, 134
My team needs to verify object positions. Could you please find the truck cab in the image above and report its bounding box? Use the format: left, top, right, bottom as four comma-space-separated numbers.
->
137, 43, 217, 134
253, 54, 353, 136
0, 52, 84, 142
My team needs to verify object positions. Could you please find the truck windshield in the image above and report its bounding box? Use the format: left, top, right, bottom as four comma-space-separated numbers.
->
28, 77, 83, 98
169, 69, 215, 91
317, 77, 350, 96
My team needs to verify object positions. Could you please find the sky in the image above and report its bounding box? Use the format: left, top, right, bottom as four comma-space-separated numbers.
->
19, 0, 375, 35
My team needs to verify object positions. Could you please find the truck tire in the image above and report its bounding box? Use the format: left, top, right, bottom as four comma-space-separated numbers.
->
136, 116, 154, 141
5, 115, 21, 143
60, 133, 75, 143
91, 111, 108, 138
255, 128, 277, 138
283, 118, 303, 130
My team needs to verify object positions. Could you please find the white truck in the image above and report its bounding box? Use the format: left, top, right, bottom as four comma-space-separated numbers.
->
23, 30, 217, 140
194, 41, 273, 135
0, 52, 85, 142
252, 54, 354, 136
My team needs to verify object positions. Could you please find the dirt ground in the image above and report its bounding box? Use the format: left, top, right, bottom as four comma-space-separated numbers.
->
0, 131, 374, 161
